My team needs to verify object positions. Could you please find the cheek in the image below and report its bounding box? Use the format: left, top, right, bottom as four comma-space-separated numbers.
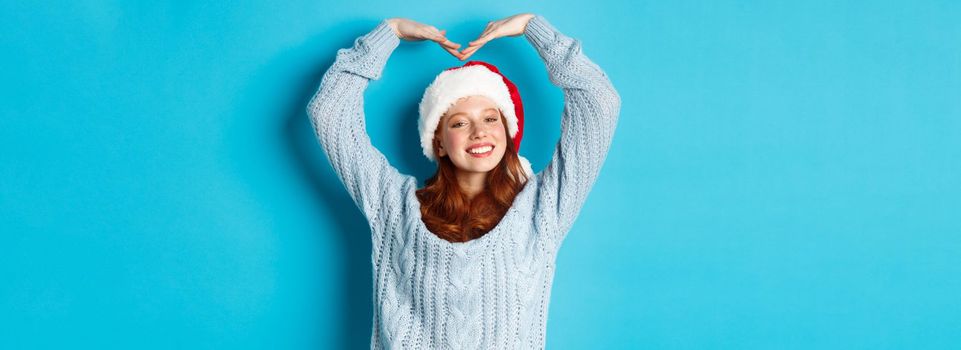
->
496, 128, 509, 145
443, 130, 466, 149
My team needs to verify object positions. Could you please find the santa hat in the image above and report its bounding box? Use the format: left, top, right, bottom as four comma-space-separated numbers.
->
418, 60, 534, 178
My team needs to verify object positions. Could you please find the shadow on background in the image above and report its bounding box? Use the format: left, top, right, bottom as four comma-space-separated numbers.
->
283, 20, 379, 349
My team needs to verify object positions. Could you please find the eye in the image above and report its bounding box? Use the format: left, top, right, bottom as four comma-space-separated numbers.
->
485, 116, 498, 122
452, 121, 466, 128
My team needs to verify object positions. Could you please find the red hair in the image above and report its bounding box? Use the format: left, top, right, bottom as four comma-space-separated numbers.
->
416, 114, 530, 242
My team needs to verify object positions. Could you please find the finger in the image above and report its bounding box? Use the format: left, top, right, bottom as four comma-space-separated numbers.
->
444, 47, 464, 60
441, 44, 466, 60
433, 33, 462, 50
469, 26, 497, 46
435, 38, 459, 49
459, 43, 483, 60
467, 34, 489, 47
434, 32, 461, 49
419, 28, 440, 42
415, 27, 442, 42
461, 38, 488, 54
467, 35, 492, 48
440, 40, 461, 50
430, 28, 448, 41
460, 43, 481, 56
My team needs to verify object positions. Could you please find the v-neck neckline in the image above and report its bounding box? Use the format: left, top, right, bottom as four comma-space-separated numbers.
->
411, 178, 535, 249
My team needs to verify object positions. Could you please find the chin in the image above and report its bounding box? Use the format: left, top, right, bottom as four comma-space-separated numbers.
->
456, 165, 497, 174
451, 157, 499, 173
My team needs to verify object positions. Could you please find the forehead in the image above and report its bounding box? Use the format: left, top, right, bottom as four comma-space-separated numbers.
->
445, 95, 499, 117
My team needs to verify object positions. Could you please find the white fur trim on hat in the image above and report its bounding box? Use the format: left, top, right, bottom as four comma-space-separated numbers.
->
418, 65, 519, 163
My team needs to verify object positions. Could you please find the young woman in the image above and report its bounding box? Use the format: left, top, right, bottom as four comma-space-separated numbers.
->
307, 13, 620, 349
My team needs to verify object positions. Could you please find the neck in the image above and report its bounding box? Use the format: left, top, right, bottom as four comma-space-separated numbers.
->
455, 171, 487, 200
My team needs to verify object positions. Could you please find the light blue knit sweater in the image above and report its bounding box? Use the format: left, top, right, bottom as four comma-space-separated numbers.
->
306, 14, 620, 349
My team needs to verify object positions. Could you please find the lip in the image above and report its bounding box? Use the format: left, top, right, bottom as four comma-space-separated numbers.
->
466, 143, 495, 158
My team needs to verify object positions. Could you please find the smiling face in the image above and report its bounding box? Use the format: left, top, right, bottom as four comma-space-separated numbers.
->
435, 95, 509, 175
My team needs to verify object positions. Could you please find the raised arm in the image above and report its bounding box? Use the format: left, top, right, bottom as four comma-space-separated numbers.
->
525, 15, 622, 244
306, 19, 407, 225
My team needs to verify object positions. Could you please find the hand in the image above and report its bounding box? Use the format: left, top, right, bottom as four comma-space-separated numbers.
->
386, 18, 465, 60
457, 13, 536, 61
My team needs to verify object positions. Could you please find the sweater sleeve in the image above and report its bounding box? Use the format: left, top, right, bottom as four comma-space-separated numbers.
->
305, 20, 407, 226
525, 15, 622, 244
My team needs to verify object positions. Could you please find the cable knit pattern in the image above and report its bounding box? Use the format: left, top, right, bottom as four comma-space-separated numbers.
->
306, 14, 620, 349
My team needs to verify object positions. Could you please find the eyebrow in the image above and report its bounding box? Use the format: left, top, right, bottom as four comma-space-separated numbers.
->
448, 108, 499, 119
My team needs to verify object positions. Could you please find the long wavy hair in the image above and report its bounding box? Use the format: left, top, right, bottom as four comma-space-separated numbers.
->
416, 112, 531, 243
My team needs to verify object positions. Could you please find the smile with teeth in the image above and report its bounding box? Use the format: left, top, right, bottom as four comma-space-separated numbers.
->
467, 145, 494, 157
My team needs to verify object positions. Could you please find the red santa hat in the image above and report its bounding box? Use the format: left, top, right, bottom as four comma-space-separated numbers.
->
418, 60, 534, 178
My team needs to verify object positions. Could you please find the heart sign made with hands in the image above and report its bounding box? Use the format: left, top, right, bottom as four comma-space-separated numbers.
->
386, 13, 536, 61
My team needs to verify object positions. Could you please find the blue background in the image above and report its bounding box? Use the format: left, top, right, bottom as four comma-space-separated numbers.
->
3, 1, 960, 348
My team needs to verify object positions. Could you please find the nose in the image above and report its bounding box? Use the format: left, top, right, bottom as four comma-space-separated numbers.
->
470, 124, 489, 139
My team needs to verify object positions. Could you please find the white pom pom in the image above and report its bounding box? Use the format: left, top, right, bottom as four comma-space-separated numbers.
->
518, 155, 534, 179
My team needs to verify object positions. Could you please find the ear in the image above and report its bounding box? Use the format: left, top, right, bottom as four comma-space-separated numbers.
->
434, 119, 448, 157
434, 136, 448, 158
437, 143, 447, 157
